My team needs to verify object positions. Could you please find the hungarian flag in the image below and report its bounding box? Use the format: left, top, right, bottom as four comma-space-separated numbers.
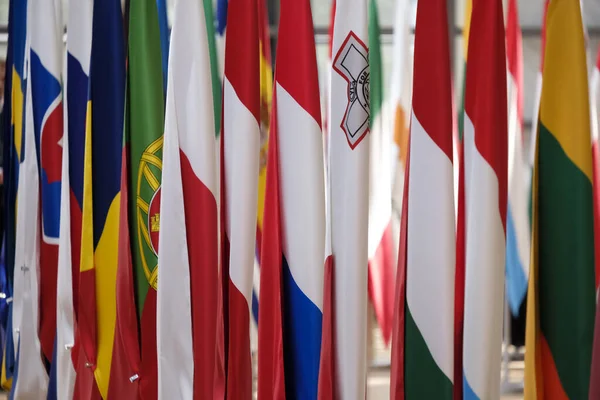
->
505, 0, 530, 319
389, 0, 412, 211
55, 0, 93, 397
76, 0, 127, 397
157, 0, 220, 397
328, 0, 370, 396
2, 0, 28, 389
391, 0, 455, 397
126, 0, 166, 396
10, 41, 49, 400
29, 0, 64, 365
258, 0, 325, 397
461, 0, 507, 398
590, 44, 600, 400
524, 0, 596, 398
367, 0, 394, 346
220, 0, 260, 396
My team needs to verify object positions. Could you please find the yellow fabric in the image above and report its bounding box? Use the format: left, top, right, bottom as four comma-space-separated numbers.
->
538, 0, 592, 182
80, 101, 94, 273
256, 45, 273, 230
11, 68, 23, 160
1, 344, 12, 390
462, 0, 472, 60
94, 194, 121, 398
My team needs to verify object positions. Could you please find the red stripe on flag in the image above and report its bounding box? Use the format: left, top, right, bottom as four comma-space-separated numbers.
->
318, 255, 337, 400
140, 289, 158, 399
454, 139, 466, 400
464, 0, 508, 231
40, 240, 59, 361
180, 150, 219, 398
74, 348, 103, 400
390, 138, 410, 400
506, 0, 524, 129
226, 282, 253, 398
108, 145, 140, 398
224, 0, 260, 122
257, 94, 286, 399
368, 223, 395, 345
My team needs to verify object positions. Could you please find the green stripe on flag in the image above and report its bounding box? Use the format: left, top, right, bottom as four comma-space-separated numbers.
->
368, 0, 382, 122
203, 0, 221, 135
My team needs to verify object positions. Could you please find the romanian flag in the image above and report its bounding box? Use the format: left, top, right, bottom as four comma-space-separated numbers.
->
391, 0, 455, 397
29, 0, 64, 365
524, 0, 596, 398
156, 0, 220, 396
221, 0, 261, 395
258, 0, 325, 397
77, 0, 126, 396
127, 0, 165, 396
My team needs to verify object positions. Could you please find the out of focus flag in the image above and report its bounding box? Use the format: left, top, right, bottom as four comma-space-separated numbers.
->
216, 0, 228, 35
328, 0, 370, 396
220, 0, 260, 396
525, 0, 596, 398
258, 0, 325, 397
461, 0, 508, 398
391, 0, 455, 397
505, 0, 530, 317
157, 0, 220, 397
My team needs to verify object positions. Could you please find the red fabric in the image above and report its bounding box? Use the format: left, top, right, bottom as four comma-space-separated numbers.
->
454, 138, 465, 400
108, 145, 141, 399
78, 267, 97, 369
506, 0, 523, 130
257, 94, 286, 399
317, 256, 337, 400
139, 289, 158, 400
367, 223, 395, 345
39, 239, 59, 362
390, 135, 410, 400
73, 348, 103, 400
180, 150, 220, 398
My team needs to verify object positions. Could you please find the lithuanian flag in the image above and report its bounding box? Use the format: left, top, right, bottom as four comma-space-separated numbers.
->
524, 0, 596, 398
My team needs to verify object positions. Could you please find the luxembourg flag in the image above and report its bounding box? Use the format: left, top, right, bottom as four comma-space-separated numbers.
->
11, 42, 49, 400
29, 0, 64, 365
258, 0, 325, 397
220, 0, 260, 396
505, 0, 530, 317
328, 0, 370, 396
461, 0, 508, 398
157, 0, 219, 396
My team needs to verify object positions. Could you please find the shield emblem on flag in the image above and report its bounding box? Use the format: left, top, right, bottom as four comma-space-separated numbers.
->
333, 31, 370, 150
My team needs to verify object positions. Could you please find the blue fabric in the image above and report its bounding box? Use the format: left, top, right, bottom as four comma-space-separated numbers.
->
156, 0, 170, 93
215, 0, 228, 35
505, 204, 528, 316
46, 337, 57, 400
463, 373, 481, 400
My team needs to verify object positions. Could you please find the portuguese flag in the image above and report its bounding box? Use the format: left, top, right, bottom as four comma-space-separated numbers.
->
127, 0, 165, 397
524, 0, 596, 398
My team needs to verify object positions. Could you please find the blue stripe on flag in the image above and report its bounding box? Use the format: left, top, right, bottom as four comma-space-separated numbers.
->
505, 204, 528, 316
46, 337, 57, 400
463, 373, 481, 400
215, 0, 228, 35
156, 0, 170, 92
282, 255, 321, 399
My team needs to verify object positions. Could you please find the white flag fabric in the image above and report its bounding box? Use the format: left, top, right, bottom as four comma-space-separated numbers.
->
11, 42, 49, 400
157, 0, 219, 397
328, 0, 370, 397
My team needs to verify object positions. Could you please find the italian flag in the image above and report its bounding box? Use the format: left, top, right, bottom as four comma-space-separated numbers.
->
524, 0, 596, 398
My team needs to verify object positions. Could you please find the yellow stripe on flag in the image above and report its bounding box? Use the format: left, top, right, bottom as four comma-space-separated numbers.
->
462, 0, 472, 60
81, 101, 94, 273
257, 44, 273, 230
11, 68, 23, 160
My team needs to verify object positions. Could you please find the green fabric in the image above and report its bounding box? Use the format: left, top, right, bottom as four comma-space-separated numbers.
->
405, 304, 453, 399
203, 0, 222, 135
368, 0, 382, 122
127, 0, 165, 316
457, 68, 466, 142
538, 122, 595, 400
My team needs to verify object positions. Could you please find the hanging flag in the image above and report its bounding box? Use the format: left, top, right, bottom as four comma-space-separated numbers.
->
216, 0, 229, 35
258, 0, 325, 397
528, 0, 550, 167
389, 0, 413, 211
505, 0, 530, 318
461, 0, 508, 398
524, 0, 596, 398
220, 0, 260, 395
329, 0, 370, 396
391, 0, 455, 397
251, 0, 274, 326
77, 0, 127, 396
204, 0, 222, 134
127, 0, 166, 396
156, 0, 170, 92
590, 42, 600, 400
367, 0, 394, 346
29, 0, 64, 365
157, 0, 220, 397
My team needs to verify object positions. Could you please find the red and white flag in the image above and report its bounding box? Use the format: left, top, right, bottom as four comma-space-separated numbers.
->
157, 0, 220, 397
220, 0, 261, 396
328, 0, 370, 396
